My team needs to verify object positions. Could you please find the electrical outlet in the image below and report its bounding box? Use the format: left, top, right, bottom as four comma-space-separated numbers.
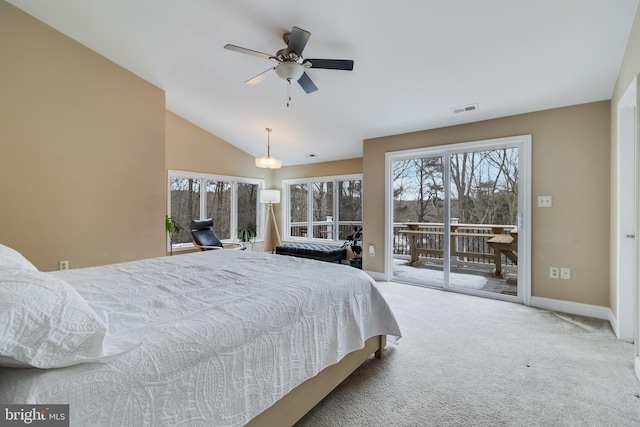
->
538, 196, 553, 207
560, 267, 571, 280
550, 267, 559, 279
59, 260, 69, 270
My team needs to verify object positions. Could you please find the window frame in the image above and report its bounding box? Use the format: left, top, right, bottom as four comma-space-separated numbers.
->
282, 173, 362, 244
167, 170, 265, 252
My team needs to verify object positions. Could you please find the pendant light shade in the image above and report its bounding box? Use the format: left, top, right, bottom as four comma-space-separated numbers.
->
255, 128, 282, 169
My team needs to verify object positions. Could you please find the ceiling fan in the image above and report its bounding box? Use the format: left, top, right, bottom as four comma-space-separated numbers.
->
224, 26, 354, 102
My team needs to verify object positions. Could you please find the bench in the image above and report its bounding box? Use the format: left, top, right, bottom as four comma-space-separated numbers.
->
487, 233, 518, 277
275, 243, 347, 263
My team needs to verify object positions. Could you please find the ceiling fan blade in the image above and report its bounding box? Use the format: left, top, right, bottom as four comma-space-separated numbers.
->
306, 59, 354, 71
286, 26, 311, 56
224, 44, 277, 62
298, 72, 318, 94
245, 67, 275, 85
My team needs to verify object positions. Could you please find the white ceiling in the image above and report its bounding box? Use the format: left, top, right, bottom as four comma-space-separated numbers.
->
8, 0, 639, 166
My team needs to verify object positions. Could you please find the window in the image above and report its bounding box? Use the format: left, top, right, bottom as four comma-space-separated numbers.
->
168, 171, 263, 250
283, 174, 362, 243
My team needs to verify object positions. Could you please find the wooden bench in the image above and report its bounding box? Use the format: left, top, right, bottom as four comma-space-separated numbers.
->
487, 232, 518, 277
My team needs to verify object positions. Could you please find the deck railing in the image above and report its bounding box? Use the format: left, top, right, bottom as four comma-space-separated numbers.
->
393, 222, 517, 268
290, 221, 516, 269
290, 221, 361, 241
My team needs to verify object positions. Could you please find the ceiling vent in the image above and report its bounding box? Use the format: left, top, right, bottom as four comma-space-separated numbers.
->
452, 104, 478, 114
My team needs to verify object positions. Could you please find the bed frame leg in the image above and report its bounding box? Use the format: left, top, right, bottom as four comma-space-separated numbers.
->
375, 335, 386, 359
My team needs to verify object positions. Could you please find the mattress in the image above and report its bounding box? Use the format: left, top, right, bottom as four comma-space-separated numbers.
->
275, 242, 347, 262
0, 250, 401, 426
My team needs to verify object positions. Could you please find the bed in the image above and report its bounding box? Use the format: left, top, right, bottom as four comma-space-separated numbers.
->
0, 244, 401, 426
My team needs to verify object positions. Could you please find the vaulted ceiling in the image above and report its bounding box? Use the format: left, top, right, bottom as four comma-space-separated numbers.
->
9, 0, 639, 165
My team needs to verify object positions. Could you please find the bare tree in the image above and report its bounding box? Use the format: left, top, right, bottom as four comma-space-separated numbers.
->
393, 147, 519, 226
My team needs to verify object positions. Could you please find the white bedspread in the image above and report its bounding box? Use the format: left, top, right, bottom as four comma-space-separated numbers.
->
0, 250, 401, 426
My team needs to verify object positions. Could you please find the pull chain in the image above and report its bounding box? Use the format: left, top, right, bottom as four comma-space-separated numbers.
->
286, 78, 292, 107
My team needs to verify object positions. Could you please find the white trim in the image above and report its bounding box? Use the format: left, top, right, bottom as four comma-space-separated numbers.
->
635, 356, 640, 383
168, 169, 264, 186
366, 270, 387, 281
519, 136, 532, 306
383, 152, 394, 282
609, 309, 620, 337
281, 174, 363, 242
529, 296, 611, 321
167, 170, 265, 252
282, 173, 362, 186
615, 76, 638, 344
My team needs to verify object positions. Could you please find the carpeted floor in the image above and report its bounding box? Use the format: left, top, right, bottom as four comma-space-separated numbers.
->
295, 281, 640, 426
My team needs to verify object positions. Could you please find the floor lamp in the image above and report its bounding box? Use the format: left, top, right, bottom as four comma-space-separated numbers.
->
260, 189, 281, 252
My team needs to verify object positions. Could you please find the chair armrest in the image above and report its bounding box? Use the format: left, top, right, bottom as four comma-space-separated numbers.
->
192, 240, 245, 251
192, 241, 224, 251
222, 242, 245, 250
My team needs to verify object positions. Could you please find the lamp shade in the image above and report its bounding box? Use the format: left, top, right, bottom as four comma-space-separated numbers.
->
255, 156, 282, 169
260, 189, 281, 204
275, 62, 305, 82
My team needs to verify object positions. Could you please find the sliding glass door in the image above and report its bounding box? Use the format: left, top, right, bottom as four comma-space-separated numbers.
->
392, 156, 446, 287
387, 136, 530, 302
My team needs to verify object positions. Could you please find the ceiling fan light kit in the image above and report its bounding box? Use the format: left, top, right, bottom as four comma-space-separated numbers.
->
225, 26, 354, 106
255, 128, 282, 169
274, 62, 305, 81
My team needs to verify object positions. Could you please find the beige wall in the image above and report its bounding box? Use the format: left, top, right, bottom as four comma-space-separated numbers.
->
166, 110, 273, 181
273, 158, 362, 183
0, 1, 166, 270
363, 102, 611, 307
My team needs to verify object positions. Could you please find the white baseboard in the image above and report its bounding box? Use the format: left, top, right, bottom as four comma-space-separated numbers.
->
529, 296, 611, 320
608, 309, 620, 338
365, 270, 388, 281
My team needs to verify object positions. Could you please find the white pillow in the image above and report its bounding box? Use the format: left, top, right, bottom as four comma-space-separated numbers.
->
0, 243, 38, 271
0, 268, 139, 368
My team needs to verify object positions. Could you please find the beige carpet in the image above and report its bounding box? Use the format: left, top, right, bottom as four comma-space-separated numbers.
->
296, 282, 640, 426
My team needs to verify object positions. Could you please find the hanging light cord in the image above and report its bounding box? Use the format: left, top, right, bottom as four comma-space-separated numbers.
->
266, 128, 272, 157
286, 78, 292, 107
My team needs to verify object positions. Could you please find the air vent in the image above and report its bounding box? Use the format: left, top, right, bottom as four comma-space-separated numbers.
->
452, 104, 478, 114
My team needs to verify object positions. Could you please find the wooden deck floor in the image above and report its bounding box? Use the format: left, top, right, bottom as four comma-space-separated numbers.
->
391, 257, 518, 296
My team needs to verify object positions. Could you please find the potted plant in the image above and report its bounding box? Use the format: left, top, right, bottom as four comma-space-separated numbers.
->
238, 222, 257, 251
342, 226, 363, 268
165, 215, 182, 256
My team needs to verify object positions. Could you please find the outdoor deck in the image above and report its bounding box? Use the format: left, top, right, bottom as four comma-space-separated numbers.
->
290, 220, 519, 296
392, 221, 518, 295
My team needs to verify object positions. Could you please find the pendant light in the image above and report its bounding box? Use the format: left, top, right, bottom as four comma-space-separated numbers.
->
255, 128, 282, 169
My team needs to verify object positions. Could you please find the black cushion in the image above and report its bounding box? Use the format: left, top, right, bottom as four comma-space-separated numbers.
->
191, 219, 223, 249
275, 243, 347, 263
